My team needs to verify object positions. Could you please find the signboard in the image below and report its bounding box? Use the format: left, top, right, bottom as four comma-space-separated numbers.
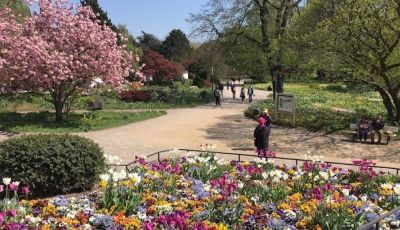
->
277, 94, 295, 113
275, 93, 296, 127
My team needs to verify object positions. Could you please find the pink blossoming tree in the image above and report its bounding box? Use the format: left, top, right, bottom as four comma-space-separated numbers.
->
0, 0, 135, 122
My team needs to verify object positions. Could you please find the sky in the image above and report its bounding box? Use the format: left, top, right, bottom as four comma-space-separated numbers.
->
56, 0, 209, 41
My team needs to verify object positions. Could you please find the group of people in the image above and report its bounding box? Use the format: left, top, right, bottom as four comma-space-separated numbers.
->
213, 81, 255, 106
358, 114, 385, 143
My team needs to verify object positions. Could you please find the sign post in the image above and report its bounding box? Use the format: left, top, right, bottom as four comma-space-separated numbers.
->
274, 93, 296, 127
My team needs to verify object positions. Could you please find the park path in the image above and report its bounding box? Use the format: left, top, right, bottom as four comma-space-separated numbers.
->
1, 88, 399, 168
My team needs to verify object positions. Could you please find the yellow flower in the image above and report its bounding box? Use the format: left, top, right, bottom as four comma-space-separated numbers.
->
42, 205, 57, 217
288, 169, 296, 176
277, 203, 290, 210
99, 180, 108, 189
296, 218, 311, 229
271, 212, 281, 219
217, 223, 229, 230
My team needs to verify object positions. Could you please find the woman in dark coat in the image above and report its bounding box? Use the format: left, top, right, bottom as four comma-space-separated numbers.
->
254, 117, 269, 158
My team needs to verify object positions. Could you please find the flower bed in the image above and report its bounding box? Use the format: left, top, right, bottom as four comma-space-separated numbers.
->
1, 152, 400, 229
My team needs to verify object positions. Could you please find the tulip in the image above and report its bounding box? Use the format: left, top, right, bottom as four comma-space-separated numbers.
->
2, 178, 11, 186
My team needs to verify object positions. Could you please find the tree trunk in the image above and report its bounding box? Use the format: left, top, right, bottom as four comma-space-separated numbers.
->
54, 100, 64, 123
389, 91, 400, 122
376, 87, 395, 120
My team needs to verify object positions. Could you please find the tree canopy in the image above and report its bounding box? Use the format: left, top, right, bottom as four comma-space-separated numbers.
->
161, 29, 192, 62
80, 0, 118, 33
0, 0, 134, 122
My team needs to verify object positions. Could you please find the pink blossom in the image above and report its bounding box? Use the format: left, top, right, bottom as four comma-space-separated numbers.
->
0, 185, 3, 193
8, 182, 19, 191
20, 186, 30, 194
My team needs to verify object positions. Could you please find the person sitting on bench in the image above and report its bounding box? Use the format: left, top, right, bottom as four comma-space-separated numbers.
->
358, 116, 370, 143
371, 115, 385, 144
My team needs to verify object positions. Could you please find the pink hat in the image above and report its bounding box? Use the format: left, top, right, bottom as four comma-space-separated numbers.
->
258, 117, 265, 125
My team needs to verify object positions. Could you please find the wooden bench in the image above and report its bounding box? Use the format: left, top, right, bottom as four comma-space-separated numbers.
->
86, 97, 103, 111
348, 124, 398, 144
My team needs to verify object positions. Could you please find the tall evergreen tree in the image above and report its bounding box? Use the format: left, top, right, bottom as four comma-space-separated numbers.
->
137, 31, 162, 52
80, 0, 118, 33
161, 29, 192, 62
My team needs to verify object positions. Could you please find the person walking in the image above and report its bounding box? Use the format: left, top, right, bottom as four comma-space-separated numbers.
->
214, 87, 221, 106
231, 82, 236, 99
226, 80, 230, 90
254, 117, 269, 158
240, 87, 246, 103
371, 115, 385, 144
358, 115, 370, 142
219, 83, 224, 98
247, 85, 254, 103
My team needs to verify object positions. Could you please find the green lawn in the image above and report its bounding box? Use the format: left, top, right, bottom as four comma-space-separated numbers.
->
0, 110, 166, 133
247, 83, 390, 133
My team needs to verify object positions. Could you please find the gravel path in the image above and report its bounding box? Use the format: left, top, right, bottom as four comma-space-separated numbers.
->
1, 89, 399, 168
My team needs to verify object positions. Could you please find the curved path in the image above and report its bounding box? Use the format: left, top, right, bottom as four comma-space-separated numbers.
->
1, 89, 399, 168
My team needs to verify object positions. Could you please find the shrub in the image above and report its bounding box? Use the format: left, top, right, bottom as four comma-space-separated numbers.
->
0, 134, 106, 198
119, 90, 152, 102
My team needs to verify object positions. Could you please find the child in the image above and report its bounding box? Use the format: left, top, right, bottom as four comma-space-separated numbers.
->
254, 117, 268, 158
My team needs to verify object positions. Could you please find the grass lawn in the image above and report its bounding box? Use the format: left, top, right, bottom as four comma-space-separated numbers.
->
247, 83, 392, 133
0, 110, 166, 133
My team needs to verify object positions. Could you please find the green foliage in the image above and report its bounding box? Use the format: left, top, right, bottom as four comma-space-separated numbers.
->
161, 29, 191, 62
0, 110, 166, 133
246, 83, 386, 133
0, 134, 106, 197
137, 31, 162, 52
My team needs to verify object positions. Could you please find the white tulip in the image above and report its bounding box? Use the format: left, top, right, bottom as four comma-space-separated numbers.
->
2, 177, 11, 185
394, 184, 400, 195
342, 189, 350, 197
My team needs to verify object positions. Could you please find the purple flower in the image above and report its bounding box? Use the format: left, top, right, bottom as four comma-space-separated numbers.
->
303, 161, 313, 172
20, 186, 29, 195
0, 185, 3, 193
6, 209, 17, 217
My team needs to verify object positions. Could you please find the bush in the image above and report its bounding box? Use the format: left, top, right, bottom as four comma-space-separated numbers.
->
0, 134, 106, 198
119, 90, 152, 102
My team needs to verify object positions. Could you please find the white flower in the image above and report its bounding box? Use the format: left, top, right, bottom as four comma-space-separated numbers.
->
99, 174, 110, 182
380, 183, 393, 190
203, 184, 211, 192
394, 184, 400, 195
262, 172, 268, 179
361, 195, 368, 202
137, 211, 147, 221
342, 189, 350, 197
251, 196, 259, 203
2, 177, 11, 185
313, 175, 320, 181
237, 181, 244, 189
319, 171, 329, 180
284, 209, 297, 219
128, 173, 142, 185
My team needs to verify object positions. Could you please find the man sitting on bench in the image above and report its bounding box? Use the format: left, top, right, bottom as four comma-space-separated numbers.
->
371, 115, 385, 144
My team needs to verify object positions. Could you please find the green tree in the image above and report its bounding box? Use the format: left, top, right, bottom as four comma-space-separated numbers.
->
296, 0, 400, 121
80, 0, 118, 32
137, 31, 162, 52
161, 29, 192, 62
